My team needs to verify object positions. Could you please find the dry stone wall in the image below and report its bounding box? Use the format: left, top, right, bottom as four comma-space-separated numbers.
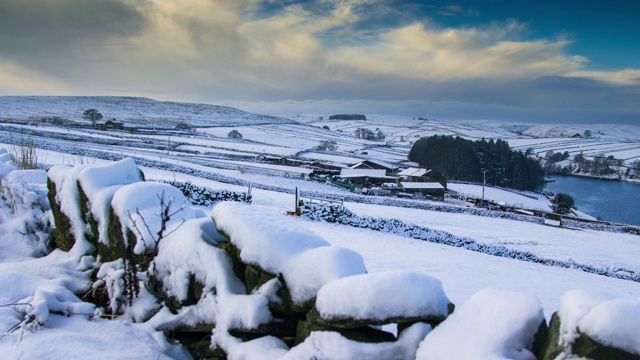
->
45, 160, 639, 359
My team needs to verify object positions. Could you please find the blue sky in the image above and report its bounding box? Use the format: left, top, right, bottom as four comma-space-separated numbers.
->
0, 0, 638, 123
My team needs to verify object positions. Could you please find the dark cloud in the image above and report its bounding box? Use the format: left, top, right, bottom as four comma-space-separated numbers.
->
0, 0, 145, 70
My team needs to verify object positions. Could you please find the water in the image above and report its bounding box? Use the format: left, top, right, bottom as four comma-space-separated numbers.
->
545, 176, 640, 226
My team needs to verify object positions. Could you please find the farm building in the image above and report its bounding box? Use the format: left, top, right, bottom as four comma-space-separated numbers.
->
400, 182, 446, 200
338, 168, 397, 187
398, 167, 447, 188
349, 160, 400, 175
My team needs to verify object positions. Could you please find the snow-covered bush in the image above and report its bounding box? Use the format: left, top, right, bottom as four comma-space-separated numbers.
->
158, 179, 252, 206
0, 168, 52, 257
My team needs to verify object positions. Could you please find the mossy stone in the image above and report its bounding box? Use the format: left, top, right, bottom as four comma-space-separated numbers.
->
306, 306, 451, 329
573, 330, 638, 360
47, 178, 76, 251
244, 264, 275, 294
217, 242, 246, 284
295, 320, 396, 345
536, 312, 564, 360
77, 181, 99, 247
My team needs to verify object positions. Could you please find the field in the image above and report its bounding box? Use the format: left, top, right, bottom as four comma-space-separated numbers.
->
1, 96, 640, 358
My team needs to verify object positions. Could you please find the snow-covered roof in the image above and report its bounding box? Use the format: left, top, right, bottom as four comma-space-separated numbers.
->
401, 182, 444, 190
350, 159, 397, 170
398, 167, 432, 177
340, 168, 387, 178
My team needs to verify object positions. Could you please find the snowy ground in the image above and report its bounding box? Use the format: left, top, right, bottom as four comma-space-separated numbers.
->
1, 97, 640, 358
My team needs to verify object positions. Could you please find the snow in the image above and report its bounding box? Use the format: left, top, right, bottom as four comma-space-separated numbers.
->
447, 182, 552, 211
558, 290, 640, 355
398, 167, 430, 177
211, 202, 367, 304
111, 182, 199, 255
2, 102, 640, 358
415, 288, 544, 360
340, 168, 387, 178
152, 217, 244, 308
315, 271, 450, 321
47, 164, 94, 257
284, 322, 431, 360
400, 182, 444, 189
76, 158, 144, 245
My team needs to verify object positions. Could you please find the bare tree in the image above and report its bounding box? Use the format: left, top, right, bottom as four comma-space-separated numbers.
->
83, 109, 103, 127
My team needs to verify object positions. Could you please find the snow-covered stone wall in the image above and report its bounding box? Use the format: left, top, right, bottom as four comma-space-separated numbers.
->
40, 159, 640, 359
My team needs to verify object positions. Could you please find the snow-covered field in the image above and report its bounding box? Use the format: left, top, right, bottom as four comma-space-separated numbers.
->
1, 96, 640, 358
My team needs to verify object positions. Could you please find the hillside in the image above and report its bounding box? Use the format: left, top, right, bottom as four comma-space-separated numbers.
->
1, 99, 640, 358
0, 96, 296, 128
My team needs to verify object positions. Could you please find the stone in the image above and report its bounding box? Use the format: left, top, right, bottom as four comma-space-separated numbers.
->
47, 178, 76, 251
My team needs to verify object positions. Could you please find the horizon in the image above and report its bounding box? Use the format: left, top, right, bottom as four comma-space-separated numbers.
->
1, 1, 639, 124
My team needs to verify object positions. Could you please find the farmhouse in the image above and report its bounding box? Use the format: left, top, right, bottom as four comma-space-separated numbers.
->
349, 159, 400, 175
399, 182, 446, 200
338, 168, 396, 187
96, 120, 138, 132
398, 167, 447, 188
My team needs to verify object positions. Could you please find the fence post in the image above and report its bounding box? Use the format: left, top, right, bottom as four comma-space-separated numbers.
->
295, 187, 301, 216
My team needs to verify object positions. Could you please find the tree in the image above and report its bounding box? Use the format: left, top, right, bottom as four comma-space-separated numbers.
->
584, 129, 592, 138
408, 135, 545, 191
175, 122, 191, 130
82, 109, 103, 127
314, 140, 338, 151
227, 129, 243, 139
554, 193, 575, 214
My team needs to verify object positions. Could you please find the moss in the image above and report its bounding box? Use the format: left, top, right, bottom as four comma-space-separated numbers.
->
244, 264, 275, 294
216, 242, 246, 284
573, 330, 638, 360
537, 313, 566, 360
295, 320, 396, 345
306, 306, 450, 329
47, 178, 76, 251
169, 330, 226, 360
531, 317, 550, 360
77, 181, 99, 247
104, 206, 152, 268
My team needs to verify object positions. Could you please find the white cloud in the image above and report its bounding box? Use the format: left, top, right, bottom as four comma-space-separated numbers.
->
568, 69, 640, 85
326, 22, 588, 82
0, 0, 638, 121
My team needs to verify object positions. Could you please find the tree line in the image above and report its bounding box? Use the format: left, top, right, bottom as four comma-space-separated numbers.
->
408, 135, 545, 191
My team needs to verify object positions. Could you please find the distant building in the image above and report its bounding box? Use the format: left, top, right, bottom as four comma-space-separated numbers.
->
96, 119, 137, 132
338, 168, 396, 187
399, 182, 445, 200
349, 160, 400, 175
397, 167, 447, 188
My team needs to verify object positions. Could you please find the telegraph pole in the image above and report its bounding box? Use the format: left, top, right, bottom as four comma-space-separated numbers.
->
481, 170, 486, 207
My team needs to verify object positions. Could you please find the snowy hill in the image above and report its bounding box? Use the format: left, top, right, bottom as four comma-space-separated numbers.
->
0, 96, 296, 128
2, 102, 640, 358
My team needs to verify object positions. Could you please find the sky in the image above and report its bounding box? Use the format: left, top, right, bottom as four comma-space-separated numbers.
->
0, 0, 639, 123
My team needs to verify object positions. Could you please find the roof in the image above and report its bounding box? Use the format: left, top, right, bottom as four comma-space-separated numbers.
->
400, 182, 444, 190
398, 167, 432, 177
340, 168, 387, 178
350, 159, 398, 170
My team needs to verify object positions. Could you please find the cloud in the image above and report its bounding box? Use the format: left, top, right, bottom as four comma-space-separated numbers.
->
0, 0, 638, 123
0, 59, 70, 95
567, 69, 640, 85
